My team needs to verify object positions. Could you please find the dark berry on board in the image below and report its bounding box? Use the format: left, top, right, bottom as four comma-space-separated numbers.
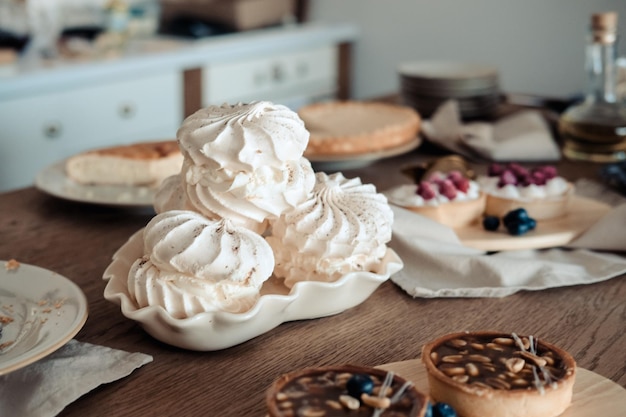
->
505, 220, 532, 236
503, 208, 529, 226
346, 374, 374, 399
432, 402, 458, 417
482, 216, 500, 231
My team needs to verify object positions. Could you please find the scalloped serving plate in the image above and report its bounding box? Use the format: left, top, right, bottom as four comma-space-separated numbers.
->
103, 230, 403, 351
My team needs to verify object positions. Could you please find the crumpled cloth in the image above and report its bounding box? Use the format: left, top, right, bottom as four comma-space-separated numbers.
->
0, 339, 153, 417
421, 100, 561, 162
389, 179, 626, 298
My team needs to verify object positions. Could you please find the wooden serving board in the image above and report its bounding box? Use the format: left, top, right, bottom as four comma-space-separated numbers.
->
455, 196, 611, 251
377, 359, 626, 417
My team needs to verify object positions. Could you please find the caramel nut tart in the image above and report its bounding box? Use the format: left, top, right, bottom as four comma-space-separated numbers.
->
421, 331, 576, 417
65, 140, 183, 186
266, 364, 429, 417
298, 101, 421, 157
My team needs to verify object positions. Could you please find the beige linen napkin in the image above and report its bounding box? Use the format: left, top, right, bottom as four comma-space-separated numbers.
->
0, 339, 153, 417
421, 100, 561, 161
389, 181, 626, 298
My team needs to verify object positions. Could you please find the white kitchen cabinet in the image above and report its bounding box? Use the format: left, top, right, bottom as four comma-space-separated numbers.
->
204, 45, 337, 108
0, 71, 182, 191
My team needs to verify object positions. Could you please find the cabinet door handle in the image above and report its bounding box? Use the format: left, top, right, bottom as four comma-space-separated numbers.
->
43, 122, 62, 139
118, 103, 136, 118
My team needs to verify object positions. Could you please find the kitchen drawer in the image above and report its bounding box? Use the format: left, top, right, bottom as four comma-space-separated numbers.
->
0, 71, 182, 191
204, 45, 337, 106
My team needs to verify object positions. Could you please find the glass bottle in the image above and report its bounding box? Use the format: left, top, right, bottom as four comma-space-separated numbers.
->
559, 12, 626, 162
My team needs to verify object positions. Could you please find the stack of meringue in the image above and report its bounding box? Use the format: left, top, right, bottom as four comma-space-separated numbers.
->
126, 101, 394, 318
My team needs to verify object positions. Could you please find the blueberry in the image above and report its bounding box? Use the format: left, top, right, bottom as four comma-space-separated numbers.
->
505, 220, 532, 236
503, 208, 529, 226
526, 218, 537, 230
433, 402, 457, 417
346, 374, 374, 399
482, 216, 500, 231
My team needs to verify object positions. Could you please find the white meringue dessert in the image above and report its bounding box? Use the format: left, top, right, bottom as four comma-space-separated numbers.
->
154, 101, 316, 234
267, 172, 394, 288
127, 210, 274, 318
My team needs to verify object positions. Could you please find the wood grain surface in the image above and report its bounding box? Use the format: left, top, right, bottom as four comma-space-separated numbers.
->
1, 150, 624, 417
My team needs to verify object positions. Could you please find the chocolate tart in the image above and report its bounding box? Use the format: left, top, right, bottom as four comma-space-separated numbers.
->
421, 331, 576, 417
402, 193, 486, 229
483, 183, 574, 221
266, 364, 429, 417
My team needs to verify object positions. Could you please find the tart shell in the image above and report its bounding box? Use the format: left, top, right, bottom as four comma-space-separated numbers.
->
401, 193, 486, 229
483, 183, 574, 220
421, 331, 577, 417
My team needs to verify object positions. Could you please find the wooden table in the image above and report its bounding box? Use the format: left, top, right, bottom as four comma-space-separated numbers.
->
1, 149, 624, 417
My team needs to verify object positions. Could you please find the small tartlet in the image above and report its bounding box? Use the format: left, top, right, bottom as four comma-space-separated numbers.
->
483, 183, 574, 220
266, 364, 430, 417
402, 193, 486, 229
421, 331, 576, 417
479, 163, 574, 221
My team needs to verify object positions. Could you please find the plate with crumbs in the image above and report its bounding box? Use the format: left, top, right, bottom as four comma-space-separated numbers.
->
36, 160, 157, 207
103, 230, 404, 351
0, 261, 88, 375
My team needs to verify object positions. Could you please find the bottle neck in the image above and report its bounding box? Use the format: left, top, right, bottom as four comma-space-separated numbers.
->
585, 36, 618, 103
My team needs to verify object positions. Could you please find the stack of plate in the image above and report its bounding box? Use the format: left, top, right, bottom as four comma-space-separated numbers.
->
399, 61, 501, 119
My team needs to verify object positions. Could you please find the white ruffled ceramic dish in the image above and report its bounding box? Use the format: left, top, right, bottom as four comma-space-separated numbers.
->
103, 230, 403, 351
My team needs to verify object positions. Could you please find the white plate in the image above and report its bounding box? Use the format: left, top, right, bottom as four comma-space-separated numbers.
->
308, 137, 422, 171
103, 230, 404, 351
0, 261, 88, 375
35, 160, 156, 207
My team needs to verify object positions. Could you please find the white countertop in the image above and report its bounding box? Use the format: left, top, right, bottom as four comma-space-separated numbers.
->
0, 22, 359, 100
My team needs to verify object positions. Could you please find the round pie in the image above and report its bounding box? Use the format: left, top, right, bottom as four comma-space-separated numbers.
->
298, 101, 421, 156
421, 331, 576, 417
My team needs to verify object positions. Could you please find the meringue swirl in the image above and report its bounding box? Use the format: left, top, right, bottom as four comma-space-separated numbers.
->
177, 101, 310, 170
267, 172, 393, 287
128, 210, 274, 317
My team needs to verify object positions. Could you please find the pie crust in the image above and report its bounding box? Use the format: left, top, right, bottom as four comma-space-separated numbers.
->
266, 364, 429, 417
298, 101, 421, 156
422, 331, 576, 417
65, 140, 183, 186
484, 183, 574, 220
401, 193, 486, 229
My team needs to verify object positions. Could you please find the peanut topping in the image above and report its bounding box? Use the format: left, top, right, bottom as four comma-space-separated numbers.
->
430, 333, 573, 393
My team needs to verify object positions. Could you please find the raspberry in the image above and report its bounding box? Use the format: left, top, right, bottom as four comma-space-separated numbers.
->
428, 171, 446, 185
440, 179, 458, 200
536, 165, 558, 180
446, 170, 464, 183
488, 163, 505, 177
417, 181, 437, 200
453, 177, 470, 193
497, 170, 518, 187
508, 163, 529, 180
531, 170, 547, 186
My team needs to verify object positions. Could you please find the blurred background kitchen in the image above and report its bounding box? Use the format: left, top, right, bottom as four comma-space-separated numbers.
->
1, 0, 626, 192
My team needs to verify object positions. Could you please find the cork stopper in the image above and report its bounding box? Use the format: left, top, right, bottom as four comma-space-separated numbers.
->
591, 12, 618, 43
